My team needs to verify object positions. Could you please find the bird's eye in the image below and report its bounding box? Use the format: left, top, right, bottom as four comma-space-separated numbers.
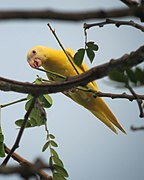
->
32, 50, 36, 54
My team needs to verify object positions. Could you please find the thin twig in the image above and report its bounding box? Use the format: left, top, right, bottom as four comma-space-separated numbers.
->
47, 23, 79, 75
126, 84, 144, 117
84, 19, 144, 32
131, 125, 144, 131
36, 67, 65, 80
1, 97, 37, 166
89, 90, 144, 101
0, 98, 27, 108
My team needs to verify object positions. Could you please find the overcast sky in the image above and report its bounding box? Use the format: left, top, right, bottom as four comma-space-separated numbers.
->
0, 0, 144, 180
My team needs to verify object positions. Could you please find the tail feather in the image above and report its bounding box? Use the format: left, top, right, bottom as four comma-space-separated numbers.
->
91, 110, 118, 134
90, 99, 126, 134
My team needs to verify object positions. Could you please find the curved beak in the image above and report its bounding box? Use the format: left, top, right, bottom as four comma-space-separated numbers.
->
27, 58, 42, 68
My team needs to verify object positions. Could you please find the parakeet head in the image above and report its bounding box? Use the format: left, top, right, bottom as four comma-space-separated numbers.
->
27, 46, 47, 68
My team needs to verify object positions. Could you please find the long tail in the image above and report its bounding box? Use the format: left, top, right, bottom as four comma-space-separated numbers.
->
90, 99, 126, 134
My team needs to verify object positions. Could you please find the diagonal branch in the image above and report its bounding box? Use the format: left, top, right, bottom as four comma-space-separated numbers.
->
0, 45, 144, 95
126, 84, 144, 117
1, 97, 37, 166
0, 6, 144, 21
3, 145, 52, 179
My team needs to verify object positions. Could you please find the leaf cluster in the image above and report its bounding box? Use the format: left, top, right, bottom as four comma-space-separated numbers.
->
74, 41, 99, 66
109, 67, 144, 86
15, 78, 52, 128
42, 134, 68, 180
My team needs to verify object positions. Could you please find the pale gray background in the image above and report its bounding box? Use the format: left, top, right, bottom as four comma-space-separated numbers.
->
0, 0, 144, 180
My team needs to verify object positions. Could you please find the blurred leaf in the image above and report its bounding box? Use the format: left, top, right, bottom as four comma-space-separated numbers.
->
86, 41, 99, 51
52, 156, 64, 167
50, 140, 58, 147
0, 107, 5, 157
0, 132, 5, 157
135, 67, 144, 84
74, 48, 85, 66
39, 95, 52, 108
53, 165, 69, 178
126, 68, 137, 84
109, 70, 128, 84
53, 172, 66, 180
42, 141, 50, 152
50, 148, 59, 158
86, 48, 95, 63
49, 156, 53, 167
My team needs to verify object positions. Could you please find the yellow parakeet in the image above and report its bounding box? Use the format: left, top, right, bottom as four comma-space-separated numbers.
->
27, 46, 125, 134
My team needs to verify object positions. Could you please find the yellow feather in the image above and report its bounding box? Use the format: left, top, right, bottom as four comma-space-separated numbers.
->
27, 46, 126, 134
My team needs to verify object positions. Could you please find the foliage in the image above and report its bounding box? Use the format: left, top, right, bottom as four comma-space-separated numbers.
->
74, 41, 99, 66
42, 133, 69, 180
15, 78, 52, 128
0, 77, 68, 179
109, 67, 144, 86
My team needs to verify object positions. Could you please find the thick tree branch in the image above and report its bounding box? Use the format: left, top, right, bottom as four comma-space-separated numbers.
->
0, 6, 144, 21
0, 45, 144, 95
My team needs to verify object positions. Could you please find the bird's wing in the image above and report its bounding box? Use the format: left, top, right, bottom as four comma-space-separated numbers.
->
66, 48, 98, 90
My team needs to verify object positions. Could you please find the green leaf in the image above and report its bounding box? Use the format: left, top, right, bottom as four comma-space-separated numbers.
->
30, 107, 46, 126
74, 48, 85, 66
15, 119, 32, 128
50, 140, 58, 147
28, 99, 47, 127
53, 172, 66, 180
86, 41, 99, 51
25, 99, 32, 111
53, 164, 69, 178
29, 117, 38, 127
42, 141, 50, 152
0, 132, 5, 157
39, 95, 52, 108
86, 48, 95, 63
0, 107, 5, 157
109, 71, 128, 84
34, 77, 43, 84
50, 148, 59, 158
49, 156, 53, 167
49, 134, 55, 139
27, 94, 33, 100
52, 156, 64, 168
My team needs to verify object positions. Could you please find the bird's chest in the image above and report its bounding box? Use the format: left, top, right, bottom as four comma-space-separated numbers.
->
43, 59, 76, 79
